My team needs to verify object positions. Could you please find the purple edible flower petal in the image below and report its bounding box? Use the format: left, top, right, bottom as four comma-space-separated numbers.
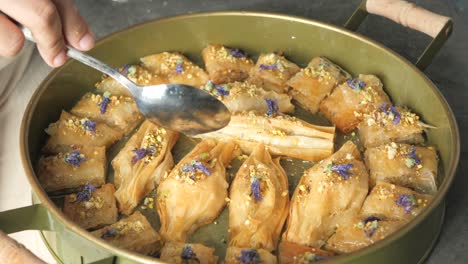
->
330, 163, 354, 180
182, 160, 211, 176
175, 61, 184, 74
346, 78, 366, 92
259, 64, 278, 70
380, 102, 389, 114
390, 106, 401, 124
404, 147, 421, 165
181, 245, 197, 263
121, 64, 131, 75
98, 92, 111, 114
229, 48, 245, 58
64, 150, 86, 167
362, 216, 380, 237
395, 194, 417, 214
82, 119, 96, 134
237, 249, 261, 264
214, 84, 230, 96
250, 178, 262, 202
132, 147, 155, 164
265, 99, 279, 117
76, 184, 96, 202
101, 228, 119, 239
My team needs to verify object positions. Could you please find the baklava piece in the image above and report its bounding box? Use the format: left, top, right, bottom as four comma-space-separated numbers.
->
225, 247, 277, 264
43, 111, 123, 154
325, 216, 405, 253
319, 74, 391, 133
279, 241, 334, 264
196, 112, 335, 162
282, 141, 368, 248
248, 53, 300, 93
229, 144, 289, 251
364, 142, 438, 194
93, 211, 162, 255
287, 56, 349, 113
113, 120, 179, 215
157, 139, 240, 242
37, 146, 106, 192
361, 182, 433, 222
140, 52, 209, 87
63, 183, 118, 230
71, 92, 142, 135
202, 44, 254, 84
200, 81, 294, 114
96, 64, 168, 97
358, 103, 425, 148
160, 242, 218, 264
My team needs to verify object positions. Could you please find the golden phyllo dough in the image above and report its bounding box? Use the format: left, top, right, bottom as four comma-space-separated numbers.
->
112, 120, 178, 215
282, 141, 368, 248
319, 74, 391, 133
202, 44, 254, 84
364, 142, 438, 194
71, 92, 142, 135
63, 183, 118, 230
287, 56, 349, 114
248, 53, 300, 93
93, 211, 162, 255
196, 112, 335, 162
37, 146, 106, 192
157, 139, 240, 242
229, 144, 289, 251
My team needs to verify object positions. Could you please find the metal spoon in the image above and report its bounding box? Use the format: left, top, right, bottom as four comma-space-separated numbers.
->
21, 27, 230, 136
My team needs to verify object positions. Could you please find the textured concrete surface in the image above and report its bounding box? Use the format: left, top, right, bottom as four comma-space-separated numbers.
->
73, 0, 467, 263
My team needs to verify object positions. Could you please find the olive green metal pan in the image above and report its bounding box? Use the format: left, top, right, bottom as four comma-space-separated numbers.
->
0, 1, 459, 263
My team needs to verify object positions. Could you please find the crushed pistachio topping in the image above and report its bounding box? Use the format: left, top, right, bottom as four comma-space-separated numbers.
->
356, 216, 380, 238
141, 197, 155, 210
237, 249, 261, 264
101, 220, 145, 239
265, 99, 279, 117
211, 45, 252, 63
363, 104, 420, 127
395, 194, 418, 214
132, 128, 166, 164
302, 61, 332, 83
98, 91, 112, 114
64, 150, 86, 167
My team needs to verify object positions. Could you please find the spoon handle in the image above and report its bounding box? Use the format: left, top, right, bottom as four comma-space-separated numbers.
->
20, 26, 136, 94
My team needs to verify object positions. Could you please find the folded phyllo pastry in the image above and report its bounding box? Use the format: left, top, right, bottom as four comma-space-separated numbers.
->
43, 111, 123, 154
113, 120, 179, 215
196, 112, 335, 162
325, 216, 405, 253
202, 44, 254, 84
96, 64, 168, 97
70, 92, 142, 135
225, 247, 277, 264
63, 183, 118, 230
287, 57, 349, 114
229, 144, 289, 251
282, 141, 368, 248
248, 53, 300, 93
361, 182, 433, 222
160, 242, 218, 264
200, 81, 294, 114
140, 52, 209, 87
37, 146, 106, 192
319, 74, 391, 133
279, 241, 334, 264
157, 139, 240, 242
364, 142, 438, 194
358, 103, 426, 148
92, 211, 162, 255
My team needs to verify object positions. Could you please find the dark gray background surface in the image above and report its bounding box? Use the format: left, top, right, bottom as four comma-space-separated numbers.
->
74, 0, 468, 263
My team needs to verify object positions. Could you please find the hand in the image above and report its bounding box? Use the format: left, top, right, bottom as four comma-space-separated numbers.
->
0, 0, 94, 67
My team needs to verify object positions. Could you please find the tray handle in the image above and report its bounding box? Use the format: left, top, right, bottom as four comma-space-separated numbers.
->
344, 0, 453, 70
0, 204, 51, 264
